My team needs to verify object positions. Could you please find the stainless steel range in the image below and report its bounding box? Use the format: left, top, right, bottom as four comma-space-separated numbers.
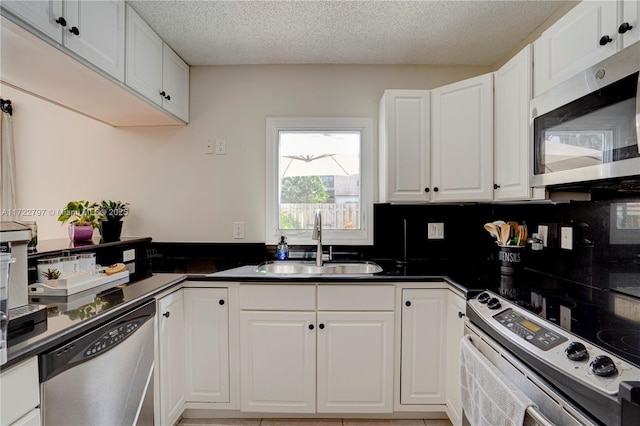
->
466, 289, 640, 426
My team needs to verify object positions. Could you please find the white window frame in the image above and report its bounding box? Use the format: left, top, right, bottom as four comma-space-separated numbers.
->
266, 117, 374, 246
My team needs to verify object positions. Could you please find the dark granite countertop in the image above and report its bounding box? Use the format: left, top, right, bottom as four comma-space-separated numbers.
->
3, 273, 185, 370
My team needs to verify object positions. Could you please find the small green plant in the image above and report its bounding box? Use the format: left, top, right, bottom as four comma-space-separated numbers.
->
98, 200, 130, 222
41, 268, 61, 280
58, 200, 100, 228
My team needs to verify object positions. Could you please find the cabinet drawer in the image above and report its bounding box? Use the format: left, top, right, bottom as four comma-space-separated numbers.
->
317, 285, 394, 310
239, 285, 316, 310
0, 357, 39, 426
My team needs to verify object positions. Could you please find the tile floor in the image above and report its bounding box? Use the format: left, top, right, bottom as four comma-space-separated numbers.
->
178, 419, 453, 426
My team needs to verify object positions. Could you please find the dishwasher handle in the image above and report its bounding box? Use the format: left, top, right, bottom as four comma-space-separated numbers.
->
39, 300, 156, 382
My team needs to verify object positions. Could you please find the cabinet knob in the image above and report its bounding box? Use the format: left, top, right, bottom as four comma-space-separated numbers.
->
160, 90, 166, 97
619, 22, 633, 34
319, 323, 325, 329
219, 299, 225, 305
494, 184, 500, 190
458, 311, 465, 318
165, 94, 171, 101
162, 311, 170, 318
424, 187, 430, 193
69, 26, 80, 36
55, 17, 67, 27
433, 187, 439, 192
308, 324, 314, 330
405, 300, 411, 307
599, 35, 613, 46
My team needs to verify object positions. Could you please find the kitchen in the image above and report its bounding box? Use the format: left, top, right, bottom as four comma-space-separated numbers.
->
2, 0, 640, 425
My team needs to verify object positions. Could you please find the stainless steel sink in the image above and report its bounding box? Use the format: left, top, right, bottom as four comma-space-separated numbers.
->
256, 261, 383, 275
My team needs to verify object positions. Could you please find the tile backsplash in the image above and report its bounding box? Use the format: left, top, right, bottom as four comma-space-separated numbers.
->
373, 197, 640, 287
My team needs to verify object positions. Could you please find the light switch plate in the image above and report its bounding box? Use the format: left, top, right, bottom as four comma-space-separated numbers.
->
537, 225, 549, 247
428, 222, 444, 239
123, 249, 136, 262
561, 227, 573, 250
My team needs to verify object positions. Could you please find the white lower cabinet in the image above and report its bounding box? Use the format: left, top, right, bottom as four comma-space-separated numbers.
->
157, 289, 186, 426
0, 357, 41, 426
239, 284, 394, 414
400, 288, 447, 405
184, 287, 230, 403
445, 290, 466, 426
240, 311, 317, 413
317, 311, 394, 413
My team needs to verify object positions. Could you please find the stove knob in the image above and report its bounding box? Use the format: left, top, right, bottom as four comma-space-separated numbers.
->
590, 355, 618, 377
477, 292, 491, 303
565, 342, 588, 361
487, 298, 502, 310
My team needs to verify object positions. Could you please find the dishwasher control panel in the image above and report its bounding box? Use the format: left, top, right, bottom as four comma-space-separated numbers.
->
83, 320, 142, 358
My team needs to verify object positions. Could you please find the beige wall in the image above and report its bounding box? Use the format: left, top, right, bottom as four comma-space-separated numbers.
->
2, 64, 490, 242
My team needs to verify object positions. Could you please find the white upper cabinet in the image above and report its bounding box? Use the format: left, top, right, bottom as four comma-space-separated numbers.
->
494, 45, 532, 201
534, 1, 620, 97
431, 73, 494, 202
3, 0, 125, 81
622, 0, 640, 47
1, 0, 64, 41
64, 0, 125, 81
379, 90, 431, 203
126, 5, 190, 122
125, 4, 163, 104
161, 44, 190, 122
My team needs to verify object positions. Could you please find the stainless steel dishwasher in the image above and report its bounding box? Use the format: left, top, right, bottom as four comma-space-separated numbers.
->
39, 300, 156, 426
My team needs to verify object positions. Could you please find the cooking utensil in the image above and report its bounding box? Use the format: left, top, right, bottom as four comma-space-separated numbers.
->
484, 223, 500, 241
500, 224, 511, 246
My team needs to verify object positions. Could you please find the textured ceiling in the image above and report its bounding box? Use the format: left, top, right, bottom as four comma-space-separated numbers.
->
128, 0, 569, 66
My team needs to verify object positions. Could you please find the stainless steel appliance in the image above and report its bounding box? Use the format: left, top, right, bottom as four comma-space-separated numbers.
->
466, 290, 640, 425
0, 221, 31, 365
40, 300, 156, 425
531, 42, 640, 187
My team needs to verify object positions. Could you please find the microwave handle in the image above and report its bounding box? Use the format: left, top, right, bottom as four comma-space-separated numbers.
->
637, 72, 640, 153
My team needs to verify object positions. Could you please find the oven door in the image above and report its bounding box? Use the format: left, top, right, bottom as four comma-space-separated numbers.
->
531, 42, 640, 187
463, 322, 597, 426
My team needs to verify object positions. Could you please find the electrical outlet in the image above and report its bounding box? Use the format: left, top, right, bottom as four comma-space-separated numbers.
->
561, 226, 573, 250
537, 225, 549, 247
427, 222, 444, 239
233, 222, 245, 239
123, 249, 136, 262
215, 138, 226, 155
205, 141, 215, 154
125, 262, 136, 274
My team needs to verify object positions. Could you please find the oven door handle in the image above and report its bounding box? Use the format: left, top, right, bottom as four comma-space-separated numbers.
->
620, 381, 640, 425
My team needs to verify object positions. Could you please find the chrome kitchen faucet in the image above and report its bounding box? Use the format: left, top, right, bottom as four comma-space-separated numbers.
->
312, 210, 323, 266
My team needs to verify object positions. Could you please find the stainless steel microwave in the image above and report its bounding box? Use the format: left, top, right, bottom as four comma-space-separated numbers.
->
531, 43, 640, 187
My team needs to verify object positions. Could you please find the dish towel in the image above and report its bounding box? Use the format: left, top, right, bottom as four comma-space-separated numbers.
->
460, 335, 538, 426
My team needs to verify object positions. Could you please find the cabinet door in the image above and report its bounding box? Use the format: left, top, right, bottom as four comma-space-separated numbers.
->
125, 4, 163, 105
10, 408, 41, 426
65, 0, 125, 81
240, 311, 316, 413
533, 0, 618, 97
2, 0, 63, 42
494, 45, 532, 201
400, 289, 446, 405
317, 311, 394, 413
431, 73, 493, 202
158, 290, 185, 426
0, 357, 39, 426
622, 0, 640, 47
379, 90, 431, 202
162, 44, 190, 122
184, 288, 230, 403
445, 291, 467, 426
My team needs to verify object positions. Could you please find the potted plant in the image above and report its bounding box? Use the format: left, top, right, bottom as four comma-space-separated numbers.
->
98, 200, 130, 242
57, 200, 100, 241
